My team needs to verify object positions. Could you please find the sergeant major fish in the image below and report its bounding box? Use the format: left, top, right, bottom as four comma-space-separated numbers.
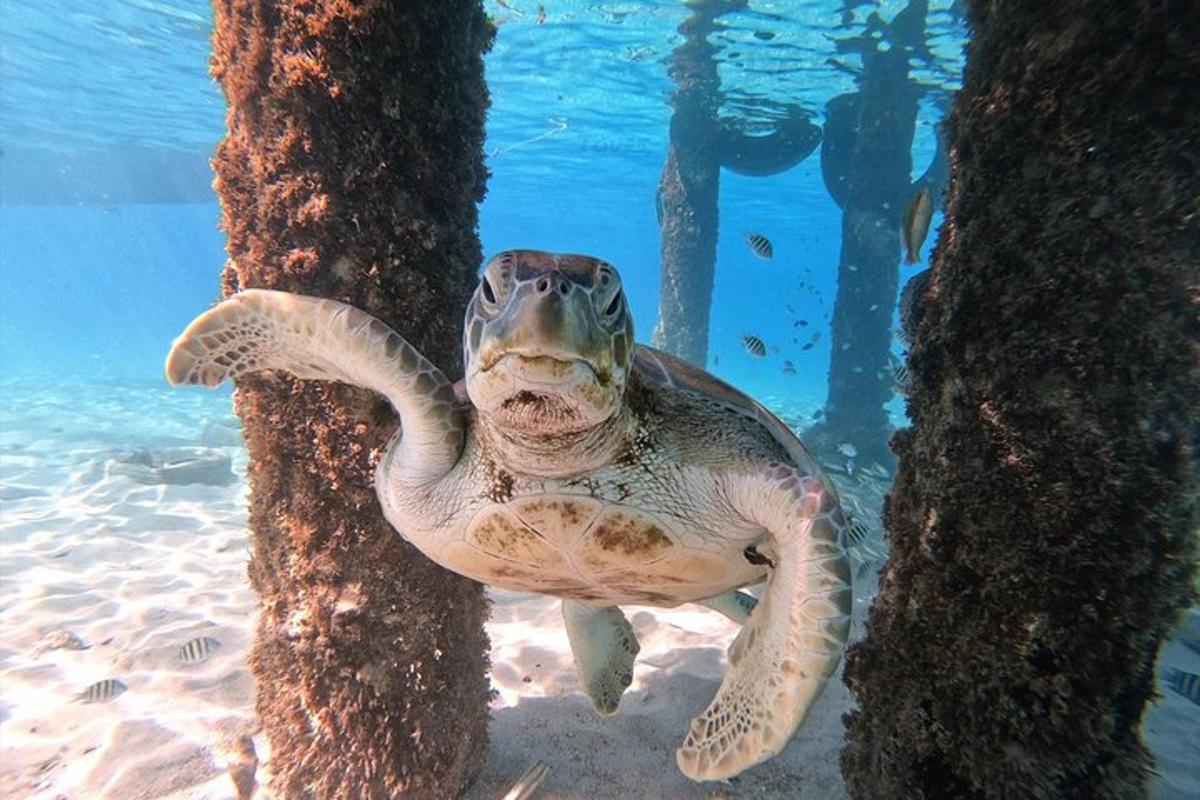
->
744, 232, 773, 260
741, 334, 767, 357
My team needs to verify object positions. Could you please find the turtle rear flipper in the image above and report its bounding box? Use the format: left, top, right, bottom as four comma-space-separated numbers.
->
676, 467, 851, 782
165, 289, 464, 481
697, 590, 759, 624
562, 600, 640, 715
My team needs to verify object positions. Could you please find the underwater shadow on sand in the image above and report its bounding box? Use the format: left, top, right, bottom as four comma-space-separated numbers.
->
463, 645, 849, 800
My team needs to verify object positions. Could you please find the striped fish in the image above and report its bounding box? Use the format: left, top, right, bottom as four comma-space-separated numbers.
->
745, 231, 773, 260
889, 352, 911, 394
179, 635, 221, 665
501, 761, 549, 800
741, 334, 767, 357
854, 557, 880, 581
843, 517, 872, 549
899, 268, 931, 343
1164, 667, 1200, 706
81, 678, 127, 704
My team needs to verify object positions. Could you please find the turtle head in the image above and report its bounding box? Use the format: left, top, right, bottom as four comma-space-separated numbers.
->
464, 250, 634, 436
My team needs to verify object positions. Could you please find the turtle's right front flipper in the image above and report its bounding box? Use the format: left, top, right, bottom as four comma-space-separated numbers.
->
165, 289, 464, 481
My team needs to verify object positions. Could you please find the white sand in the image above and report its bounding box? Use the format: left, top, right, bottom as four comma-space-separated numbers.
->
1, 378, 1195, 799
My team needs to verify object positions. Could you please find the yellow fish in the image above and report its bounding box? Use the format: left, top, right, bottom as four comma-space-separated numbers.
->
902, 185, 933, 264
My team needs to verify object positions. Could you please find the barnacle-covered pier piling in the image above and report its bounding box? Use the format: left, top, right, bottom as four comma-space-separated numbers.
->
842, 1, 1199, 797
210, 2, 494, 796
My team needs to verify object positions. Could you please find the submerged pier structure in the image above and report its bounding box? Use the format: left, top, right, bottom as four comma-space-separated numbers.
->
842, 1, 1199, 797
653, 0, 821, 368
812, 0, 946, 467
209, 2, 494, 796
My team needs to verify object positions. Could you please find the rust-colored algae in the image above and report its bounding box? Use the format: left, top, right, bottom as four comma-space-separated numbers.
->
210, 2, 495, 797
841, 2, 1199, 799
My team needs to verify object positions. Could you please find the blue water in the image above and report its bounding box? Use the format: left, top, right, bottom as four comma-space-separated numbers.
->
0, 0, 959, 409
4, 6, 1199, 799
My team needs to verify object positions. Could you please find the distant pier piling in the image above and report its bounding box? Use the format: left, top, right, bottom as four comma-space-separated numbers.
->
653, 0, 820, 368
813, 0, 943, 467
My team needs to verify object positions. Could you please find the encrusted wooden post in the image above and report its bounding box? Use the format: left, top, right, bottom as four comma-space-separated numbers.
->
842, 1, 1199, 797
209, 2, 494, 796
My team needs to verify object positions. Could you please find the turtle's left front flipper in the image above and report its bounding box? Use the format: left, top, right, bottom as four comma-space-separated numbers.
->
676, 466, 851, 782
165, 289, 464, 481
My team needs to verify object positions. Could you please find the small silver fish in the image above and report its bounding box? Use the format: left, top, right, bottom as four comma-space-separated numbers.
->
782, 360, 797, 374
854, 557, 879, 581
745, 231, 773, 260
1164, 667, 1200, 706
821, 459, 853, 476
865, 462, 891, 479
837, 442, 858, 458
501, 761, 550, 800
179, 635, 221, 665
81, 678, 127, 704
741, 334, 767, 357
902, 185, 934, 264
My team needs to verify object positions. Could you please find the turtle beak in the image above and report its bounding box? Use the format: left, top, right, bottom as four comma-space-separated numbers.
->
479, 271, 611, 383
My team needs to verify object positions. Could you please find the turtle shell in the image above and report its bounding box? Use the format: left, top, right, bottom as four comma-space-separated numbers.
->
631, 345, 834, 495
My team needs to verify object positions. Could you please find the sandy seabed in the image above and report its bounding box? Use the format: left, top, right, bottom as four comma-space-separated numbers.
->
1, 378, 1195, 799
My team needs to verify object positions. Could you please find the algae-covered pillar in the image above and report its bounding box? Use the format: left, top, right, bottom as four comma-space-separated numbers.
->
653, 0, 821, 367
209, 2, 494, 796
815, 0, 943, 466
842, 1, 1199, 797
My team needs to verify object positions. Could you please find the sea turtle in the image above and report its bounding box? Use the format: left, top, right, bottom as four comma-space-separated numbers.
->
165, 250, 852, 781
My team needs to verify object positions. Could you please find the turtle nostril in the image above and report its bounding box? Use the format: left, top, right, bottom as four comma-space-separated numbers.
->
557, 281, 570, 296
536, 277, 550, 293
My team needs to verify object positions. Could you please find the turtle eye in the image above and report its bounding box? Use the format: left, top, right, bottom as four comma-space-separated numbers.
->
480, 276, 497, 305
603, 293, 623, 318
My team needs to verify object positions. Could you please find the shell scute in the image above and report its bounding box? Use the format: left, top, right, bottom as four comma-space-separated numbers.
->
575, 509, 676, 569
508, 495, 603, 549
465, 507, 567, 568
